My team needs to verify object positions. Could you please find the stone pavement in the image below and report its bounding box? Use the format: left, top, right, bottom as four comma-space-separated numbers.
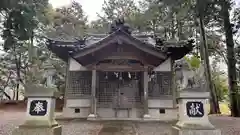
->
0, 111, 240, 135
97, 121, 136, 135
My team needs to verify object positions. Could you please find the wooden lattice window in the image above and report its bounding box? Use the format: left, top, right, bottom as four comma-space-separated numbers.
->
148, 72, 172, 97
67, 71, 92, 98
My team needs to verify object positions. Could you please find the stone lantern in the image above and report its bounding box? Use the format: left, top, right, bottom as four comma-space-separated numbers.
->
12, 63, 62, 135
172, 63, 221, 135
43, 63, 56, 87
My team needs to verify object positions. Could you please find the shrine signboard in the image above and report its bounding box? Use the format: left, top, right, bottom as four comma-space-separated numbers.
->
186, 101, 204, 117
29, 100, 48, 116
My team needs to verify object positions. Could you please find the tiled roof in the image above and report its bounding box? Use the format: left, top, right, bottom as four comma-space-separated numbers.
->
47, 32, 193, 51
46, 19, 194, 62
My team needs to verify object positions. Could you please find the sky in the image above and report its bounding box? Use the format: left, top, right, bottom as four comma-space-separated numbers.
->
49, 0, 105, 21
49, 0, 240, 21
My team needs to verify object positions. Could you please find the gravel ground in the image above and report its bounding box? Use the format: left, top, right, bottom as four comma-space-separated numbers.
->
210, 116, 240, 135
1, 111, 240, 135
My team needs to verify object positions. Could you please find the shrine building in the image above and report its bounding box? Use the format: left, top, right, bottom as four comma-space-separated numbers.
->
46, 19, 194, 121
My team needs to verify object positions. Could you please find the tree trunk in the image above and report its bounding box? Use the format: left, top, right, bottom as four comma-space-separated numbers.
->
28, 31, 34, 84
196, 26, 205, 60
177, 20, 184, 40
14, 52, 21, 101
197, 0, 220, 114
2, 72, 12, 100
16, 54, 22, 101
12, 89, 16, 100
195, 27, 201, 58
221, 0, 240, 117
164, 27, 167, 39
15, 84, 19, 100
171, 11, 176, 39
3, 91, 11, 100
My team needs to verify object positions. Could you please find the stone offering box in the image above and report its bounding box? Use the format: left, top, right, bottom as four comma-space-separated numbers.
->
12, 84, 62, 135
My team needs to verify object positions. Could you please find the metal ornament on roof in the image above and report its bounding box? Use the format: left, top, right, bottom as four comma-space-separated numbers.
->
109, 18, 132, 34
153, 36, 168, 52
155, 37, 164, 46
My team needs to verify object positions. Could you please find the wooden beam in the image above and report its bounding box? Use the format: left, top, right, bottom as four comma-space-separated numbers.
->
103, 52, 149, 65
63, 58, 70, 106
92, 64, 146, 71
81, 52, 161, 68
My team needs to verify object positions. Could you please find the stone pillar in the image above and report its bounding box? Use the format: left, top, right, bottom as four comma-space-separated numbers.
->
87, 70, 97, 120
12, 85, 61, 135
143, 70, 150, 119
172, 91, 221, 135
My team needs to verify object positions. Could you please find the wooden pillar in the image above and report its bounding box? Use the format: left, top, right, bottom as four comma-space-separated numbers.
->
143, 69, 150, 119
171, 59, 177, 108
63, 58, 70, 108
88, 70, 97, 119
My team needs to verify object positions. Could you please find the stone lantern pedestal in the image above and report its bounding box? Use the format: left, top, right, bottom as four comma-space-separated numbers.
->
12, 84, 62, 135
172, 90, 221, 135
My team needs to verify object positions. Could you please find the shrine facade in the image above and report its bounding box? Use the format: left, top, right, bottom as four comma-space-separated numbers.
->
46, 20, 194, 121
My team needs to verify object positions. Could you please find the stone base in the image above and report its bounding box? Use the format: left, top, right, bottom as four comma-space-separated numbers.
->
21, 119, 59, 127
172, 126, 221, 135
12, 125, 62, 135
143, 114, 151, 120
87, 114, 97, 120
62, 107, 90, 118
175, 121, 215, 130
